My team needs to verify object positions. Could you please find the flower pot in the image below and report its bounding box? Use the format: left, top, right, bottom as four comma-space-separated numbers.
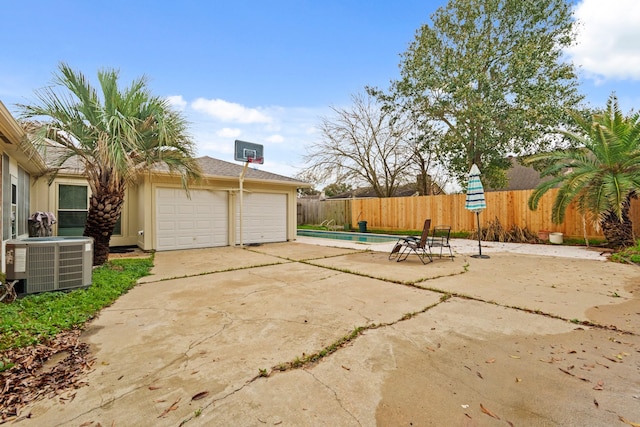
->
549, 232, 563, 244
538, 230, 550, 241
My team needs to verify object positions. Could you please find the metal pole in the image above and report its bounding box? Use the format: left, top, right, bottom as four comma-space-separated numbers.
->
239, 161, 249, 248
472, 211, 490, 259
477, 212, 482, 257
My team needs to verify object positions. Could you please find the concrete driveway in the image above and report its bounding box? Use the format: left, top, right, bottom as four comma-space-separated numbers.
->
20, 241, 640, 426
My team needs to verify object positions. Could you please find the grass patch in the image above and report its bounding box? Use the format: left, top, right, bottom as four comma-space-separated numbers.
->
611, 240, 640, 264
0, 257, 153, 352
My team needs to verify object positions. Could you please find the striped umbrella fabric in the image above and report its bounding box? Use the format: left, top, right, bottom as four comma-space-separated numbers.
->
465, 164, 486, 213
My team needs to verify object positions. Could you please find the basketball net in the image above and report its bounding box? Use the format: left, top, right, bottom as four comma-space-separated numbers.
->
247, 156, 264, 164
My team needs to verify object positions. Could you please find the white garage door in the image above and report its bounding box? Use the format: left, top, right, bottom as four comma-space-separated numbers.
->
235, 193, 287, 244
156, 188, 228, 251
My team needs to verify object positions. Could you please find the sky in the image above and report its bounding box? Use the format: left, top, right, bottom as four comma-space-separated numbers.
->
2, 0, 640, 185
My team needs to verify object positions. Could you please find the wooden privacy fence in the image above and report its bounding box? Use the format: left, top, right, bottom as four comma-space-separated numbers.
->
297, 198, 351, 227
299, 189, 640, 239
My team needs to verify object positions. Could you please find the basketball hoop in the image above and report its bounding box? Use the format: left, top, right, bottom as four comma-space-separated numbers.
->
234, 140, 265, 248
247, 156, 264, 165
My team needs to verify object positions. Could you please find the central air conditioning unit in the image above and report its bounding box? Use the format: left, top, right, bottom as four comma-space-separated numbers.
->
5, 237, 93, 294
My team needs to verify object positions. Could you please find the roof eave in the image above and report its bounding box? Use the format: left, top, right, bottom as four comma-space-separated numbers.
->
0, 101, 47, 174
142, 169, 310, 188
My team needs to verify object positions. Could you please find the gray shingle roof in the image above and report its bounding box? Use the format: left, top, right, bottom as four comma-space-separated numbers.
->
195, 156, 307, 185
39, 142, 307, 186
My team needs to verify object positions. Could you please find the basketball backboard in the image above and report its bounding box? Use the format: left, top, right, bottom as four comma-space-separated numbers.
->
234, 140, 264, 164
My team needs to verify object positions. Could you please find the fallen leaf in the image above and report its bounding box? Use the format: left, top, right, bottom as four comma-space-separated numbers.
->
559, 368, 574, 377
515, 377, 522, 383
476, 371, 484, 379
0, 330, 94, 420
480, 403, 500, 420
593, 381, 604, 391
594, 399, 599, 408
485, 358, 496, 364
158, 398, 181, 418
509, 355, 520, 359
341, 365, 351, 371
619, 416, 640, 427
149, 385, 161, 390
602, 355, 619, 363
192, 391, 209, 401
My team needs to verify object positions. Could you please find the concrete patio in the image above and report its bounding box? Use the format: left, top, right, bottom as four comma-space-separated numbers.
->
18, 240, 640, 426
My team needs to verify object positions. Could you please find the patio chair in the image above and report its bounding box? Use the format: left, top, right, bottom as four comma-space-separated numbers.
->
428, 225, 454, 260
388, 219, 433, 264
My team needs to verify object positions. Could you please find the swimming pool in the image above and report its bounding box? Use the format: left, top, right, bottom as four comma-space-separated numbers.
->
296, 229, 399, 243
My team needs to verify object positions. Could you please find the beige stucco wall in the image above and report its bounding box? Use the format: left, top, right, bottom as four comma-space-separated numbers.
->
30, 174, 139, 247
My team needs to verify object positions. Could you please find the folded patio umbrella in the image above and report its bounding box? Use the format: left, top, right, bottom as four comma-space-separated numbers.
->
465, 164, 489, 259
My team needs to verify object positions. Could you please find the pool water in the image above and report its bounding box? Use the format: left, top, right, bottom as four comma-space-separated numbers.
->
297, 229, 399, 243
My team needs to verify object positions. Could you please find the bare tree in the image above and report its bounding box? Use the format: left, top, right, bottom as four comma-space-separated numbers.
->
303, 92, 414, 197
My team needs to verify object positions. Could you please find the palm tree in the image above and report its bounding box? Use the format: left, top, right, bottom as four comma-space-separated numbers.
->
526, 94, 640, 248
20, 63, 201, 265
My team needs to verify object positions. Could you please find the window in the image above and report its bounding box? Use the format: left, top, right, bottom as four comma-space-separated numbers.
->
2, 154, 9, 240
18, 167, 30, 236
2, 157, 30, 239
11, 177, 17, 239
57, 184, 122, 236
58, 184, 88, 236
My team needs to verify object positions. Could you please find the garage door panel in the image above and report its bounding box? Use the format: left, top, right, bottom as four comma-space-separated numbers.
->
235, 193, 286, 244
156, 188, 228, 251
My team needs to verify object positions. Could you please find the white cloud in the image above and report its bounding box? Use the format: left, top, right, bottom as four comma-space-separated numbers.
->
568, 0, 640, 80
166, 95, 187, 110
217, 127, 242, 138
191, 98, 272, 124
266, 134, 284, 143
184, 103, 331, 176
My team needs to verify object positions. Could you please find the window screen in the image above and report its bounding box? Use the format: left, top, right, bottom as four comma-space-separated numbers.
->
58, 184, 88, 236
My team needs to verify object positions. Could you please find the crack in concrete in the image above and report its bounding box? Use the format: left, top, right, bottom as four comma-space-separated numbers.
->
305, 369, 363, 426
51, 251, 633, 426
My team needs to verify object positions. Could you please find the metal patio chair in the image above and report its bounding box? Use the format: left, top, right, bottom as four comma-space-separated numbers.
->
388, 219, 433, 264
428, 225, 454, 260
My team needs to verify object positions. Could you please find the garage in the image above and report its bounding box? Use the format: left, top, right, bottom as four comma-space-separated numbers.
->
235, 192, 287, 244
156, 188, 228, 251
